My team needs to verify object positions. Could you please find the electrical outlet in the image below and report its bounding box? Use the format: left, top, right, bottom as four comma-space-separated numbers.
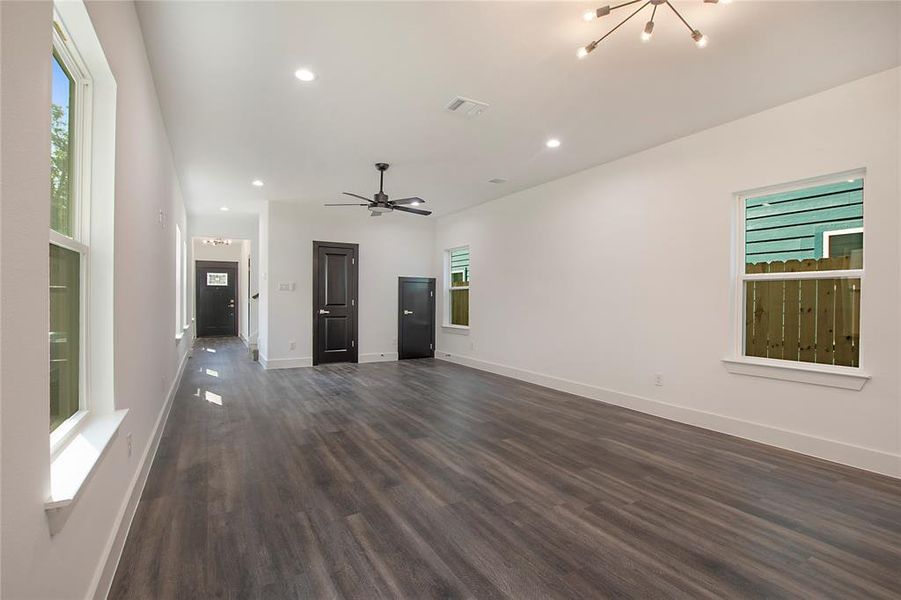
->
126, 433, 133, 457
654, 373, 664, 387
289, 340, 296, 350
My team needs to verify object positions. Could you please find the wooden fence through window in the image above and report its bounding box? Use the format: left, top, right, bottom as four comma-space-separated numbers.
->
745, 257, 860, 367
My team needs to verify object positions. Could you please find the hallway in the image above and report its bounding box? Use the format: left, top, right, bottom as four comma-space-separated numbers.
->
109, 339, 901, 599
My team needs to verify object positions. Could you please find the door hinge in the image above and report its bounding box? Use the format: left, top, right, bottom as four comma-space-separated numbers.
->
351, 299, 355, 306
430, 343, 433, 349
352, 258, 355, 265
351, 340, 355, 347
430, 291, 434, 297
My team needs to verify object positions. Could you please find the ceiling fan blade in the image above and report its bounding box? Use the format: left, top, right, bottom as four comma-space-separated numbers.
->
343, 192, 373, 202
324, 203, 369, 206
392, 205, 432, 216
369, 211, 382, 217
391, 197, 425, 206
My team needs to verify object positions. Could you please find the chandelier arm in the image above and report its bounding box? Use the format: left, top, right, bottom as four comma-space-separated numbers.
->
649, 3, 657, 23
592, 0, 651, 45
610, 0, 644, 12
665, 0, 697, 34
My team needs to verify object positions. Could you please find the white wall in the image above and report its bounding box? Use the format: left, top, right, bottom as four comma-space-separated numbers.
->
188, 213, 259, 343
0, 1, 190, 597
192, 238, 251, 342
435, 68, 901, 477
261, 202, 434, 367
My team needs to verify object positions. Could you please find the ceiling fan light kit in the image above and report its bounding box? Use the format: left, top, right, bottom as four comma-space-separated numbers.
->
324, 163, 432, 218
579, 0, 724, 56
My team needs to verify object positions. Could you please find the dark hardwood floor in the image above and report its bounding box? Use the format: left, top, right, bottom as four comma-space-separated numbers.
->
109, 338, 901, 599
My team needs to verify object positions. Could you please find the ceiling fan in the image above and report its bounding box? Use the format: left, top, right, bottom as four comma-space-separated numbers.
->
325, 163, 431, 217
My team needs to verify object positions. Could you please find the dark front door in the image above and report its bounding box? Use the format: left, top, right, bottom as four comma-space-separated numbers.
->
196, 261, 238, 337
313, 241, 358, 365
398, 277, 435, 359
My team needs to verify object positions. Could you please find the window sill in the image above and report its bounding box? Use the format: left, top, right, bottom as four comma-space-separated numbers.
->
442, 324, 470, 335
45, 409, 128, 534
722, 357, 869, 390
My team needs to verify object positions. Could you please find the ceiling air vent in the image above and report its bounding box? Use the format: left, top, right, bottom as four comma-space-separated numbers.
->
446, 96, 489, 117
488, 178, 508, 184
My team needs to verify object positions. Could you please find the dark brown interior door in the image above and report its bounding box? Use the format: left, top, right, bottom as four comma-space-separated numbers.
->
313, 242, 358, 365
398, 277, 435, 359
196, 260, 238, 337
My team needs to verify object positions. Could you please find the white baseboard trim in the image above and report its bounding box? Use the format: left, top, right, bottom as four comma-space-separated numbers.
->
260, 354, 313, 370
436, 351, 901, 479
89, 348, 191, 600
359, 352, 398, 363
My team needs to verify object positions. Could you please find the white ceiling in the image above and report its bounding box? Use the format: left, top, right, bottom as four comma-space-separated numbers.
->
135, 1, 900, 216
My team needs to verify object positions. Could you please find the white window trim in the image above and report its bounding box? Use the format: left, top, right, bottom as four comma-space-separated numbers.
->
50, 13, 93, 455
822, 226, 863, 258
725, 169, 869, 389
175, 224, 182, 339
182, 237, 190, 330
46, 1, 123, 534
443, 245, 470, 331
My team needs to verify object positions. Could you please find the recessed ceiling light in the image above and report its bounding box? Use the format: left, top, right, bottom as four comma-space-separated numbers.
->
294, 68, 316, 82
220, 206, 230, 212
546, 138, 561, 149
252, 179, 264, 187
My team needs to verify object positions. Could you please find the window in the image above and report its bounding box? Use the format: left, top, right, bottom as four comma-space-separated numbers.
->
445, 247, 470, 327
207, 272, 229, 286
739, 175, 863, 368
49, 23, 90, 432
182, 237, 189, 329
45, 2, 120, 521
175, 224, 182, 336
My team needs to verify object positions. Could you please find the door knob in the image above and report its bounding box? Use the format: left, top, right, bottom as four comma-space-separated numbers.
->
404, 310, 414, 315
319, 309, 330, 315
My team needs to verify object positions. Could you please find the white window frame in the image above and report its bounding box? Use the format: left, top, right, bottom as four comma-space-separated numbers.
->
822, 226, 863, 259
182, 236, 190, 331
49, 12, 94, 453
175, 224, 183, 339
726, 169, 870, 390
443, 245, 470, 330
45, 1, 123, 529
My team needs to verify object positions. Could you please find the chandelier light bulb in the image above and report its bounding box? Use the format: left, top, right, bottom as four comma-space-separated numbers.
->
641, 21, 654, 42
577, 41, 597, 59
691, 30, 708, 48
583, 6, 611, 21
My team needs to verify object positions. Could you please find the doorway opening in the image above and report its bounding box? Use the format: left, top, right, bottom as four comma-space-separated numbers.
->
196, 260, 238, 337
192, 237, 256, 342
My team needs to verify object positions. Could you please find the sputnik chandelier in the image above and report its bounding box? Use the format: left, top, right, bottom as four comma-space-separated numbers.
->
578, 0, 729, 59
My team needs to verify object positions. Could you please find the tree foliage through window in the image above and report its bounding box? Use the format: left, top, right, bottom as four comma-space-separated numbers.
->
51, 53, 73, 236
